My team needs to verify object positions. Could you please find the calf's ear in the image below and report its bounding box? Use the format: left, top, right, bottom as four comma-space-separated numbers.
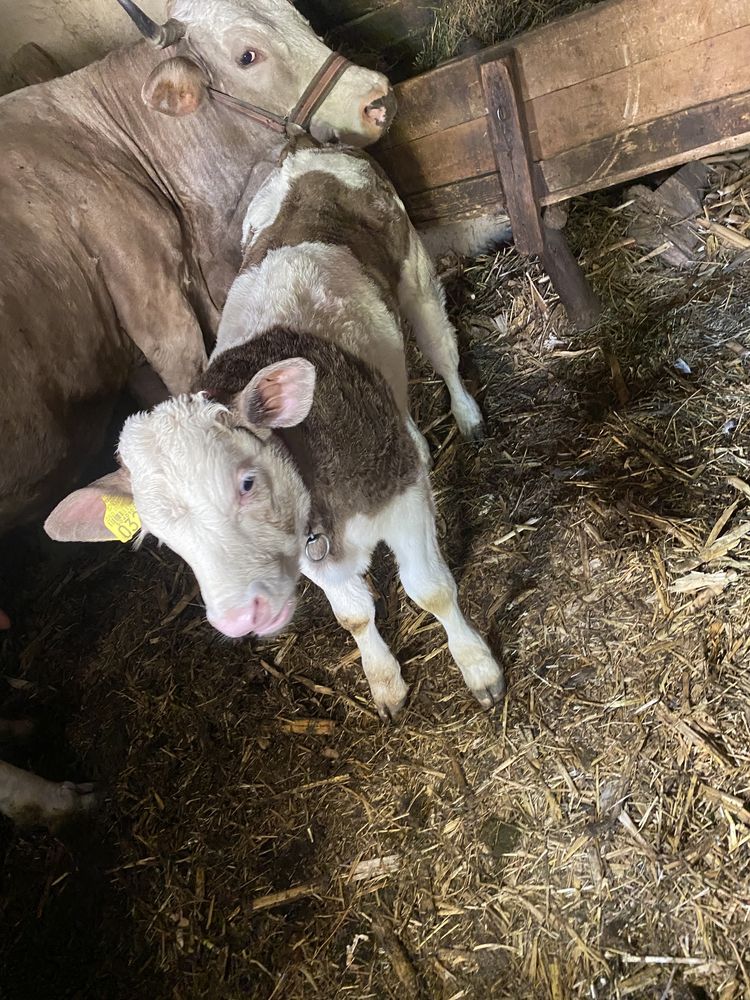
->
142, 57, 207, 116
239, 358, 316, 429
44, 469, 140, 544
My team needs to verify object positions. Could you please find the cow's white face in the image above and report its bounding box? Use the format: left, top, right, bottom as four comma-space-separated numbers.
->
141, 0, 395, 144
119, 391, 311, 638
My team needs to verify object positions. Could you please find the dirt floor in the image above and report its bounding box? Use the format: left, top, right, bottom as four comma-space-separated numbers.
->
1, 152, 750, 999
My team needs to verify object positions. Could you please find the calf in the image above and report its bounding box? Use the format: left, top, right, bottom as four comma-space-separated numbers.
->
45, 146, 504, 719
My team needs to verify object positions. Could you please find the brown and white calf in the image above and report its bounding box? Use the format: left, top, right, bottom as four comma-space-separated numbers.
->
45, 146, 504, 718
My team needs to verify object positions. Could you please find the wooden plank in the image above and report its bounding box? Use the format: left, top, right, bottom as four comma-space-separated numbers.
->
481, 57, 544, 255
400, 90, 750, 226
379, 56, 487, 147
378, 89, 750, 214
527, 24, 750, 160
404, 174, 505, 226
538, 91, 750, 201
514, 0, 750, 102
376, 117, 495, 195
541, 227, 602, 329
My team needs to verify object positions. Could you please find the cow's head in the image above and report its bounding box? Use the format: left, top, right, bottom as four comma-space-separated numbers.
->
119, 0, 395, 144
45, 360, 317, 640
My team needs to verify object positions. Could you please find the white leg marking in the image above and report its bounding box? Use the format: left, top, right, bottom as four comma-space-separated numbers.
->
0, 759, 95, 828
319, 573, 408, 720
386, 483, 505, 707
399, 235, 485, 440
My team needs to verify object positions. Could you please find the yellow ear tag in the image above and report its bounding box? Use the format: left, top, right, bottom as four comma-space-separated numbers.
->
101, 495, 141, 543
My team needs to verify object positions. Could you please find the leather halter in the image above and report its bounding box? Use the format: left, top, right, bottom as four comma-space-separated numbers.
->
206, 52, 351, 136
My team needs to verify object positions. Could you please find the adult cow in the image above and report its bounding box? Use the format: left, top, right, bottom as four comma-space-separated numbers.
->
0, 0, 393, 547
0, 1, 393, 810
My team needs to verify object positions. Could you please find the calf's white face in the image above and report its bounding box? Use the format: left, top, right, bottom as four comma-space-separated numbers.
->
140, 0, 395, 144
45, 359, 316, 641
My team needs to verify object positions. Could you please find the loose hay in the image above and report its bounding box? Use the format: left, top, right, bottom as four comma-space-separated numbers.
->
1, 154, 750, 999
417, 0, 608, 70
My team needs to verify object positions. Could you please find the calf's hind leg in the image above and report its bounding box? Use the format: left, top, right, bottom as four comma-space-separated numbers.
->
316, 574, 408, 721
386, 482, 505, 708
0, 759, 95, 829
398, 238, 485, 440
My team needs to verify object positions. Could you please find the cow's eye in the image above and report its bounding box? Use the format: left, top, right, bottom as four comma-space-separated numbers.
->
240, 472, 255, 496
239, 49, 257, 66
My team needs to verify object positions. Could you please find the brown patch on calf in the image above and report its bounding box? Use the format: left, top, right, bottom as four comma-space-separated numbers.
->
202, 329, 420, 559
242, 150, 412, 318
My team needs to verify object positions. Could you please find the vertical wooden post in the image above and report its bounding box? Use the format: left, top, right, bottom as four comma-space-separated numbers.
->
481, 55, 601, 330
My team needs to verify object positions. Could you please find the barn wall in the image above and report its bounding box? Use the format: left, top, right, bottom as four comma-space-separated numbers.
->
0, 0, 163, 93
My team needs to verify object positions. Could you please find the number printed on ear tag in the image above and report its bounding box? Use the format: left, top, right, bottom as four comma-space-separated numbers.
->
102, 495, 142, 543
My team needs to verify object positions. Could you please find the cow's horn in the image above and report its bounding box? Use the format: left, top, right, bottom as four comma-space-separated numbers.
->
116, 0, 185, 48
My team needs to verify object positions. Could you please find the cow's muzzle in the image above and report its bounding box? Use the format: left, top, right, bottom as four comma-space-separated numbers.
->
364, 89, 397, 132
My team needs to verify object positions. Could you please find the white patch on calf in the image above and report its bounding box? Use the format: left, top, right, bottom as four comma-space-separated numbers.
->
216, 242, 410, 411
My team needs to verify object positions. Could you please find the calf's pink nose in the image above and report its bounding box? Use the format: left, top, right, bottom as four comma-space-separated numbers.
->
210, 595, 270, 639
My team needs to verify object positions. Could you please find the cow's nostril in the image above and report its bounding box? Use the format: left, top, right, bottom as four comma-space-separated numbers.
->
251, 594, 268, 628
364, 89, 397, 130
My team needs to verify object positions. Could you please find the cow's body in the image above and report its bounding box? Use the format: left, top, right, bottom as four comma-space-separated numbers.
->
47, 146, 504, 717
1, 44, 253, 529
0, 0, 392, 538
0, 1, 394, 810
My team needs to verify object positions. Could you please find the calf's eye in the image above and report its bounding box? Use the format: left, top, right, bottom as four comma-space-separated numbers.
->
239, 49, 256, 66
240, 472, 255, 496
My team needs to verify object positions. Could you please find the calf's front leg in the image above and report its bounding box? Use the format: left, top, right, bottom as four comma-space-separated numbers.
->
316, 573, 408, 721
386, 482, 505, 708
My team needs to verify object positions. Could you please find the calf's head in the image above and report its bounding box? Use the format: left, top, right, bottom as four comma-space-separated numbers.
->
45, 358, 317, 640
120, 0, 395, 143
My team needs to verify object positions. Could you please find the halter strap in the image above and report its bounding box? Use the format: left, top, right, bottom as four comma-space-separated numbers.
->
288, 53, 351, 130
207, 52, 351, 137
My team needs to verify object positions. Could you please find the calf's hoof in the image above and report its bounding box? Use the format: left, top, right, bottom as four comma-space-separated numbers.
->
472, 676, 506, 710
454, 395, 486, 441
463, 417, 487, 442
372, 677, 409, 723
48, 781, 97, 830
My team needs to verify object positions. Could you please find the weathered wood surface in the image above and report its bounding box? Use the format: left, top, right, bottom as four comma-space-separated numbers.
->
374, 0, 750, 227
481, 56, 602, 329
481, 57, 543, 256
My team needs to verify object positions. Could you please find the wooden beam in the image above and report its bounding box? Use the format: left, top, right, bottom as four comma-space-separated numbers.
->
406, 174, 505, 226
513, 0, 750, 101
480, 57, 544, 256
377, 117, 496, 196
376, 89, 750, 225
480, 55, 601, 330
541, 227, 602, 330
538, 91, 750, 201
527, 24, 750, 160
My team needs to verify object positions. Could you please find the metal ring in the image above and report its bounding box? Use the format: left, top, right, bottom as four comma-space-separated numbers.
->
305, 532, 330, 562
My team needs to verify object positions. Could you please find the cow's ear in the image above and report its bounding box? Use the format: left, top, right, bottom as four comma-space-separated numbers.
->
44, 468, 140, 544
239, 358, 316, 429
142, 57, 207, 117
